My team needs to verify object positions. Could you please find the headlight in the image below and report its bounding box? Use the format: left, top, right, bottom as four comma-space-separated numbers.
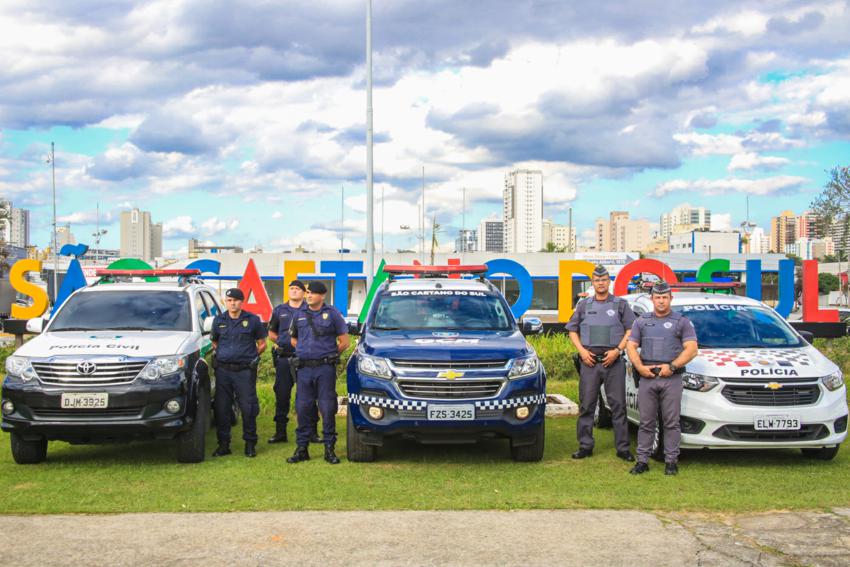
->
508, 355, 540, 379
682, 372, 719, 392
822, 371, 844, 392
5, 356, 38, 382
357, 353, 392, 379
141, 356, 186, 381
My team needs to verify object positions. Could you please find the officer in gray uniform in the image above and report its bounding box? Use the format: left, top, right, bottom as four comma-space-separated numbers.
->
626, 281, 698, 475
566, 265, 636, 461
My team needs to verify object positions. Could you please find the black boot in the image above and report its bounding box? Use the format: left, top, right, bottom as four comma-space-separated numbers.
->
324, 444, 341, 465
245, 441, 257, 458
311, 432, 322, 444
212, 442, 231, 457
287, 446, 310, 464
268, 423, 288, 444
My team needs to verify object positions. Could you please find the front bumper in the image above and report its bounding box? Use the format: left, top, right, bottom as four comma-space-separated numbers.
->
678, 383, 848, 449
347, 370, 546, 446
1, 374, 193, 443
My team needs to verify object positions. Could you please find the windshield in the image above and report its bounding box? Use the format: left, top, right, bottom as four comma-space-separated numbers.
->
674, 304, 804, 348
372, 290, 514, 331
49, 291, 193, 332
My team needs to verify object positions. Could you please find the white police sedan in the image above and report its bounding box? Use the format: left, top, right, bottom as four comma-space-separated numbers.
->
598, 291, 848, 461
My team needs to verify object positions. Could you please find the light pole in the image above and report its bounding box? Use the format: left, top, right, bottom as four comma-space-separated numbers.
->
46, 142, 58, 304
381, 185, 385, 257
365, 0, 375, 286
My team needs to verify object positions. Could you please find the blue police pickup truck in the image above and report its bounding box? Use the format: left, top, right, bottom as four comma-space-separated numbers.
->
346, 265, 546, 462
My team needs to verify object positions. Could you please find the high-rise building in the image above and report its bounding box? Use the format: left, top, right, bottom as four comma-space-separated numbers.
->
120, 208, 160, 261
794, 210, 822, 240
454, 229, 477, 253
769, 210, 797, 253
596, 211, 650, 252
55, 225, 76, 248
0, 200, 30, 247
503, 169, 543, 253
477, 215, 504, 253
746, 227, 769, 254
660, 204, 711, 237
542, 219, 576, 251
828, 213, 849, 256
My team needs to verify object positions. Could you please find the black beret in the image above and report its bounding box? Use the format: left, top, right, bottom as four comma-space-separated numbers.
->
307, 281, 328, 295
592, 264, 609, 278
288, 279, 306, 291
225, 288, 245, 300
651, 281, 672, 295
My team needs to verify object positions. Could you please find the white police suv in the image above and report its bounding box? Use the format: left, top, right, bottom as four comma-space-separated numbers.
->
601, 288, 848, 460
1, 270, 220, 464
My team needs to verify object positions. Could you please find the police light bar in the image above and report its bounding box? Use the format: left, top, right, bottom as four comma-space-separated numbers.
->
639, 281, 741, 290
383, 264, 489, 276
95, 269, 202, 277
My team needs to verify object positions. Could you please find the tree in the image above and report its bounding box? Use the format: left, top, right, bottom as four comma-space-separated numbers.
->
818, 272, 840, 294
785, 253, 803, 267
811, 166, 850, 255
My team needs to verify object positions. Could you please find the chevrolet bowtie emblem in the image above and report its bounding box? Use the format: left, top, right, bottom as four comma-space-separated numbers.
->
765, 382, 783, 390
437, 370, 464, 380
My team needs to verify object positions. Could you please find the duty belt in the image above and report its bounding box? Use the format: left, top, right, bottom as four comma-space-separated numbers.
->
215, 361, 252, 371
295, 356, 340, 368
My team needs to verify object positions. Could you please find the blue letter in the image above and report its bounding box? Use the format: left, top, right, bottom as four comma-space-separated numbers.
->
485, 259, 533, 319
320, 260, 363, 317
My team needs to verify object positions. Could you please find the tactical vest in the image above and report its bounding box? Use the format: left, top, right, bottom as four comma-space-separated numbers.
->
638, 312, 685, 363
579, 297, 626, 348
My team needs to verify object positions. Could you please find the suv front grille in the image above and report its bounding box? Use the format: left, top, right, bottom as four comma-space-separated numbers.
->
31, 361, 148, 386
31, 407, 143, 419
391, 359, 508, 370
721, 384, 820, 407
396, 379, 504, 399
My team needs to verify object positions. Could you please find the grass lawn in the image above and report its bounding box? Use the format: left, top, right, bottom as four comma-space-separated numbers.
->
0, 337, 848, 514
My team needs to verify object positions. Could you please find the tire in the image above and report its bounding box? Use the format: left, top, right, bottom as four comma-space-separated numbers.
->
510, 420, 545, 462
346, 410, 377, 462
650, 410, 665, 462
10, 432, 47, 465
594, 390, 613, 429
801, 446, 840, 461
177, 383, 210, 463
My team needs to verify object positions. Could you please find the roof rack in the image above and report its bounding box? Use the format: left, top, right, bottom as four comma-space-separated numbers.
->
94, 269, 203, 286
383, 264, 489, 280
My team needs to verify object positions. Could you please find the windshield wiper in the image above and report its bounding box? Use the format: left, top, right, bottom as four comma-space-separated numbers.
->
109, 326, 157, 331
50, 327, 94, 332
371, 326, 402, 331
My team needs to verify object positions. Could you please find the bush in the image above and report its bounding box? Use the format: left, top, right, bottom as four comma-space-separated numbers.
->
819, 273, 840, 294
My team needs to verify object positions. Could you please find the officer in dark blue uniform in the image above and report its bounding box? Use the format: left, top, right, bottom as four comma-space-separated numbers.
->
286, 281, 349, 464
210, 288, 267, 458
267, 279, 319, 444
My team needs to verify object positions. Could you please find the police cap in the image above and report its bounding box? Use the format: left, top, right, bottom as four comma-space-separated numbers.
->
651, 281, 672, 295
288, 279, 306, 291
307, 281, 328, 295
225, 288, 245, 300
592, 264, 609, 278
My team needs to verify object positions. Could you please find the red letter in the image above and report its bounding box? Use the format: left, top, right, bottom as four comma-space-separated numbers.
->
801, 260, 839, 323
613, 259, 678, 296
239, 259, 273, 321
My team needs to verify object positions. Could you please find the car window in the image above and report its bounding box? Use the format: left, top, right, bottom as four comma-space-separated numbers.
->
49, 291, 193, 332
372, 290, 514, 331
674, 304, 804, 348
194, 292, 209, 330
201, 291, 221, 317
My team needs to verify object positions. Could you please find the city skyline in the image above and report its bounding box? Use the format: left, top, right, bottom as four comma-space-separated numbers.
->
0, 2, 848, 255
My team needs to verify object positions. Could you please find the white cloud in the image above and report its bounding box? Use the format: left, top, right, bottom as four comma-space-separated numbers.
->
653, 175, 808, 197
710, 213, 733, 231
162, 216, 197, 238
271, 211, 282, 219
201, 217, 239, 236
275, 229, 358, 253
727, 152, 790, 171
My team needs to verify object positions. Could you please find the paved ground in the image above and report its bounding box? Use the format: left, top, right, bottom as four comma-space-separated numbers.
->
1, 509, 848, 566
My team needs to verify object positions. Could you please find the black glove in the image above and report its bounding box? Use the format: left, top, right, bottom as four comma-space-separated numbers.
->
249, 356, 260, 371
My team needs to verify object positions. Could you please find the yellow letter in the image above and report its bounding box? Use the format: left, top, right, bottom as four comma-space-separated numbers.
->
283, 260, 316, 292
10, 259, 48, 319
558, 260, 596, 322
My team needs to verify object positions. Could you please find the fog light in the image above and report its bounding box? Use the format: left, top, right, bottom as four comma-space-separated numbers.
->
515, 406, 530, 420
835, 415, 848, 434
368, 406, 384, 420
165, 399, 182, 414
1, 400, 14, 416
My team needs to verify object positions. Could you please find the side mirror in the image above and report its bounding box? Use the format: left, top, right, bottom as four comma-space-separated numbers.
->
202, 317, 214, 335
346, 317, 362, 336
799, 330, 814, 344
26, 318, 45, 334
521, 317, 543, 335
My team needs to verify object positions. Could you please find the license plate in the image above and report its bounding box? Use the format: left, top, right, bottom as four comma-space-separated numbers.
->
60, 393, 109, 409
754, 415, 800, 431
427, 404, 475, 421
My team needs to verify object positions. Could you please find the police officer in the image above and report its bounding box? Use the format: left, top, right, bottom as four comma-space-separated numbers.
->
566, 265, 636, 462
210, 288, 268, 458
286, 281, 350, 465
267, 279, 319, 444
626, 281, 698, 475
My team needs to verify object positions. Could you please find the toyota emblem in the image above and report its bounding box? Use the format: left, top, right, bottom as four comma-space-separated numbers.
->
76, 361, 97, 375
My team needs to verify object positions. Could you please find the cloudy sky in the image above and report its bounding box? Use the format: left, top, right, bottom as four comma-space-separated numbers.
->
1, 0, 848, 255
